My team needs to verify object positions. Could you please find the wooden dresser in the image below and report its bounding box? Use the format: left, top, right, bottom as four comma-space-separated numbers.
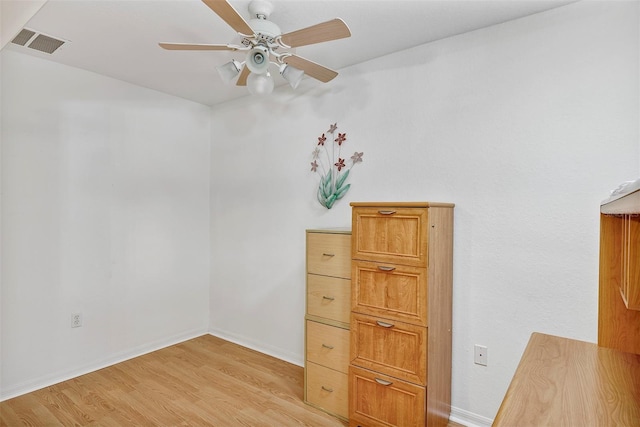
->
348, 202, 454, 427
304, 229, 351, 421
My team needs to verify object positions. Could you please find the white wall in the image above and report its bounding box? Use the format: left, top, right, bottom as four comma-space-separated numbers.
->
209, 1, 639, 424
0, 50, 211, 399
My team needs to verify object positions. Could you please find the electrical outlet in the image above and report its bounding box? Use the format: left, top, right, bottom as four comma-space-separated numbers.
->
71, 313, 82, 328
474, 344, 488, 366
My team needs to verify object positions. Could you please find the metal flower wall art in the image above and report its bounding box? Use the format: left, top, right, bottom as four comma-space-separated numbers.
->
310, 123, 364, 209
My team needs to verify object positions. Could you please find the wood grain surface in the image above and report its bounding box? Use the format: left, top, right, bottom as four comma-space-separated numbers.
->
494, 332, 640, 426
0, 335, 348, 426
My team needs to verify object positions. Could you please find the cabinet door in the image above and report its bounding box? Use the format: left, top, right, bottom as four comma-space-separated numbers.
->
349, 365, 426, 427
306, 320, 350, 374
350, 313, 427, 386
352, 207, 427, 267
307, 232, 351, 279
352, 260, 427, 326
307, 362, 349, 419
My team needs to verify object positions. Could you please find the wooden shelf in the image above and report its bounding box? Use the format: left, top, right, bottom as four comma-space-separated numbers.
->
599, 185, 640, 350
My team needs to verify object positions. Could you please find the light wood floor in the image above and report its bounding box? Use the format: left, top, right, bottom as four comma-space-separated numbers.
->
1, 334, 464, 426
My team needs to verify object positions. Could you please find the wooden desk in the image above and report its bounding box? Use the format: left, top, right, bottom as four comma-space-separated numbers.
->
493, 332, 640, 426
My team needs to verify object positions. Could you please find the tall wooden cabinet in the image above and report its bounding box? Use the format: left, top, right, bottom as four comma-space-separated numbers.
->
598, 187, 640, 355
304, 229, 351, 421
348, 202, 454, 427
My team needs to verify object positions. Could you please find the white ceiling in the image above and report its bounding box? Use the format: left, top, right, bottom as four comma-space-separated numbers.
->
4, 0, 575, 106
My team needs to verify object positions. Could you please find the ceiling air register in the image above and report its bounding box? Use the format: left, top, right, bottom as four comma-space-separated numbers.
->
11, 28, 66, 54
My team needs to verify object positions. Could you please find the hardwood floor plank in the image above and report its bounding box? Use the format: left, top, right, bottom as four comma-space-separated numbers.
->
1, 335, 347, 426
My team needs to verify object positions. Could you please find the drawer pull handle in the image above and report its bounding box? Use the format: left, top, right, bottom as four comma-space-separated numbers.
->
378, 210, 396, 215
375, 378, 393, 386
322, 253, 335, 257
377, 266, 396, 272
322, 296, 335, 301
322, 344, 334, 349
321, 386, 334, 393
376, 320, 394, 328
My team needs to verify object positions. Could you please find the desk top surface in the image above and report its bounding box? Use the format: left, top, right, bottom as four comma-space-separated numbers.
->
493, 332, 640, 426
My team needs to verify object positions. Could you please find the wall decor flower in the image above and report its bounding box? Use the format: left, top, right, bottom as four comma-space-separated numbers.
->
310, 123, 364, 209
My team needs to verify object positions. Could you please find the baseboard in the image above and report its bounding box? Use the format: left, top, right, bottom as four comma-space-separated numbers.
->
0, 327, 208, 402
208, 329, 494, 426
2, 326, 496, 427
449, 406, 494, 427
208, 328, 303, 367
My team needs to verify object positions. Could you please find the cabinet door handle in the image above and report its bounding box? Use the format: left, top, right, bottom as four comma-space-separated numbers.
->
376, 320, 394, 328
321, 386, 334, 392
377, 266, 396, 272
378, 210, 396, 215
322, 296, 335, 301
322, 343, 334, 349
322, 253, 335, 257
375, 378, 393, 386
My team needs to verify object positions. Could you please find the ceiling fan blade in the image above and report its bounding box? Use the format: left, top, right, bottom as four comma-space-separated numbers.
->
236, 65, 250, 86
202, 0, 254, 35
284, 55, 338, 83
159, 42, 238, 51
280, 18, 351, 48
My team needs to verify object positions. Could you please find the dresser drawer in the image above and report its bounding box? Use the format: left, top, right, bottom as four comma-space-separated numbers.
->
306, 320, 350, 373
306, 362, 349, 419
352, 260, 427, 326
349, 365, 426, 427
352, 207, 427, 267
307, 274, 351, 324
350, 313, 427, 386
307, 232, 351, 278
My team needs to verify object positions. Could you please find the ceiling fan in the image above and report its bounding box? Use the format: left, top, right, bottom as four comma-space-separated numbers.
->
159, 0, 351, 95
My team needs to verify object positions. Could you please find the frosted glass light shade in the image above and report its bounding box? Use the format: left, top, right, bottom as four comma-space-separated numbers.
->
280, 64, 304, 89
247, 72, 274, 95
216, 60, 241, 84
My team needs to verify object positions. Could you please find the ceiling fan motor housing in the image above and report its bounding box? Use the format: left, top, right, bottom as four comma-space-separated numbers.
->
248, 18, 281, 41
248, 0, 274, 19
247, 0, 280, 45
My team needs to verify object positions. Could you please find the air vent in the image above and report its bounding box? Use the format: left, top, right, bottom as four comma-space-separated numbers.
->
10, 28, 66, 54
11, 29, 36, 46
28, 34, 65, 54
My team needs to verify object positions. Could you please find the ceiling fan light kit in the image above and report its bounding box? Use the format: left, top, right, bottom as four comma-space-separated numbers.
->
159, 0, 351, 95
247, 71, 275, 95
216, 59, 242, 83
279, 63, 304, 89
